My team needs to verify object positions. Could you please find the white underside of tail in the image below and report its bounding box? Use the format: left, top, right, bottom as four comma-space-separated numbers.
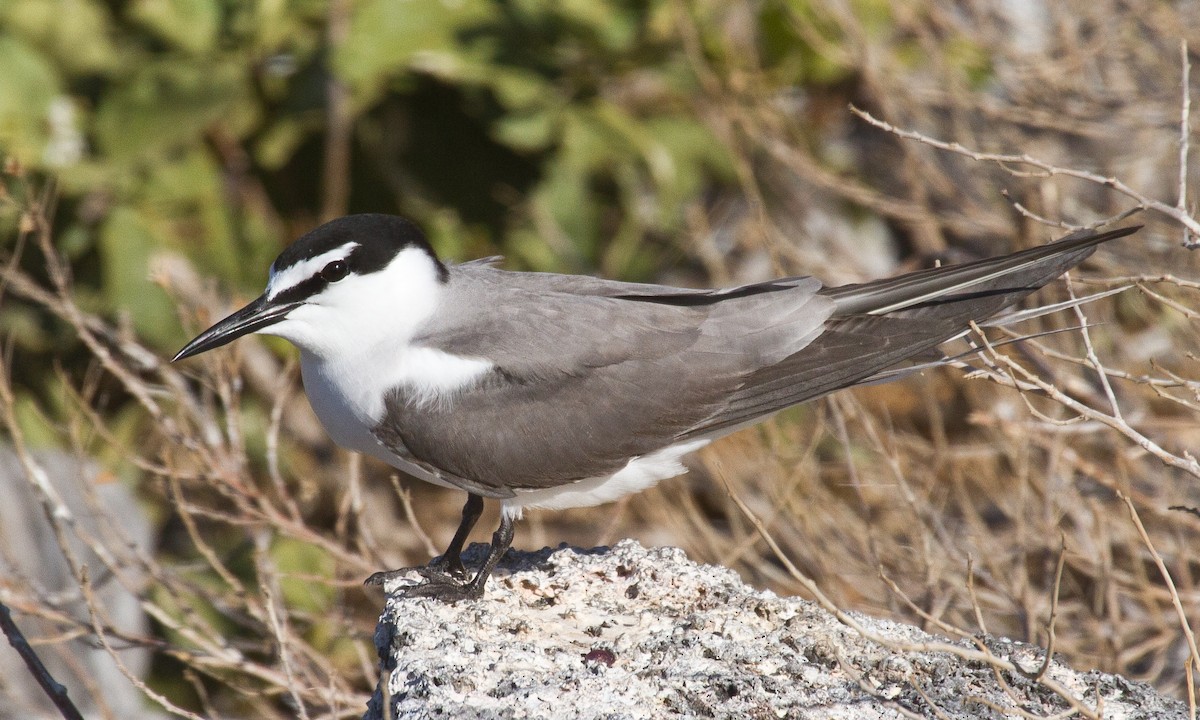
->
502, 438, 711, 518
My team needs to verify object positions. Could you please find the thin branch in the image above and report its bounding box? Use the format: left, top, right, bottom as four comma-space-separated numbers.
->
392, 476, 439, 559
1179, 39, 1193, 248
78, 569, 208, 720
1014, 535, 1066, 682
255, 531, 312, 720
321, 0, 352, 222
1119, 494, 1200, 687
720, 475, 1103, 720
1065, 276, 1123, 421
972, 327, 1200, 480
851, 106, 1200, 240
0, 601, 86, 720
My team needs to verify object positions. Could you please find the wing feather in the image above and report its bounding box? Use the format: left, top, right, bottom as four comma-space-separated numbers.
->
370, 225, 1135, 494
372, 271, 832, 492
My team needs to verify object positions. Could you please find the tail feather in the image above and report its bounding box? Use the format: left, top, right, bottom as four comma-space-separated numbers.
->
681, 225, 1138, 442
820, 226, 1138, 316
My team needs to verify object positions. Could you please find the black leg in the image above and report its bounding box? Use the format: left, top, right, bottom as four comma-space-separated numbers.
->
364, 499, 515, 602
397, 512, 515, 602
441, 493, 484, 576
364, 493, 486, 587
462, 513, 514, 596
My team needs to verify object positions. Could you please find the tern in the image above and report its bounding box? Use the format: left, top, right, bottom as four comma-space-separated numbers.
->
174, 214, 1135, 601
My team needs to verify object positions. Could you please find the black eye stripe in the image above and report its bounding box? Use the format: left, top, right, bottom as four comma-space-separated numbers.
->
272, 275, 326, 305
271, 257, 354, 304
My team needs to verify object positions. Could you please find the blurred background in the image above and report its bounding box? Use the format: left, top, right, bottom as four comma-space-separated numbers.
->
1, 1, 1198, 717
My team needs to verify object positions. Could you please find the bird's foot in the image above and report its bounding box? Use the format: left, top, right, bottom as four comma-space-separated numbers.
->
364, 558, 484, 602
392, 572, 487, 603
364, 553, 469, 588
366, 515, 512, 603
364, 565, 485, 602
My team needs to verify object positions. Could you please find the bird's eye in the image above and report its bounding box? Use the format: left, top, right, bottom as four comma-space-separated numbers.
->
320, 260, 349, 283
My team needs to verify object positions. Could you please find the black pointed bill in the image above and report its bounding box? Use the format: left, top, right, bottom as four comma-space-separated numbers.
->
173, 294, 300, 362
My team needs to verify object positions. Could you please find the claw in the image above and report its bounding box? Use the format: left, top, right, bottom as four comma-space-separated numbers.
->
364, 554, 470, 588
363, 567, 413, 587
394, 574, 487, 602
428, 553, 470, 579
365, 511, 515, 602
363, 563, 486, 601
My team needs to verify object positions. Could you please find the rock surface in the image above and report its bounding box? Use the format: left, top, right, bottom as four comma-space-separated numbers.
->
367, 540, 1185, 720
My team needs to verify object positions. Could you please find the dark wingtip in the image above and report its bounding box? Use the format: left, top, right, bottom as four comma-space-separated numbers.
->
1051, 223, 1141, 248
1091, 223, 1141, 240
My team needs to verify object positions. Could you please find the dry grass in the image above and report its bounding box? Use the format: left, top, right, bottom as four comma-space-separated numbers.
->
1, 1, 1199, 717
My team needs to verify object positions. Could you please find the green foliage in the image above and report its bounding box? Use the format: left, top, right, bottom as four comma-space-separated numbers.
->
0, 0, 916, 360
130, 0, 222, 54
100, 207, 179, 346
271, 536, 337, 614
0, 0, 957, 486
337, 0, 496, 102
0, 34, 63, 163
0, 0, 985, 486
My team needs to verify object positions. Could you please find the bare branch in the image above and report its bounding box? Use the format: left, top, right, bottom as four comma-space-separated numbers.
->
1179, 40, 1194, 248
851, 106, 1200, 240
0, 601, 86, 720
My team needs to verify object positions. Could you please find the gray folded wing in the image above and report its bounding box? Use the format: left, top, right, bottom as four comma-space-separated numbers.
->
374, 269, 833, 493
372, 226, 1136, 495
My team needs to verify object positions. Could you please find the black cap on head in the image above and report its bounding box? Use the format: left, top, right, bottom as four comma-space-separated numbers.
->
272, 214, 445, 279
266, 215, 447, 307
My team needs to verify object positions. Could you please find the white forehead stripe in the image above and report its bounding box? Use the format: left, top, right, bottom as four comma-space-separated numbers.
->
267, 242, 360, 300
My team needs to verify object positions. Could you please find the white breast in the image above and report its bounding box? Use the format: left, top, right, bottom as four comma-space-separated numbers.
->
299, 346, 494, 487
